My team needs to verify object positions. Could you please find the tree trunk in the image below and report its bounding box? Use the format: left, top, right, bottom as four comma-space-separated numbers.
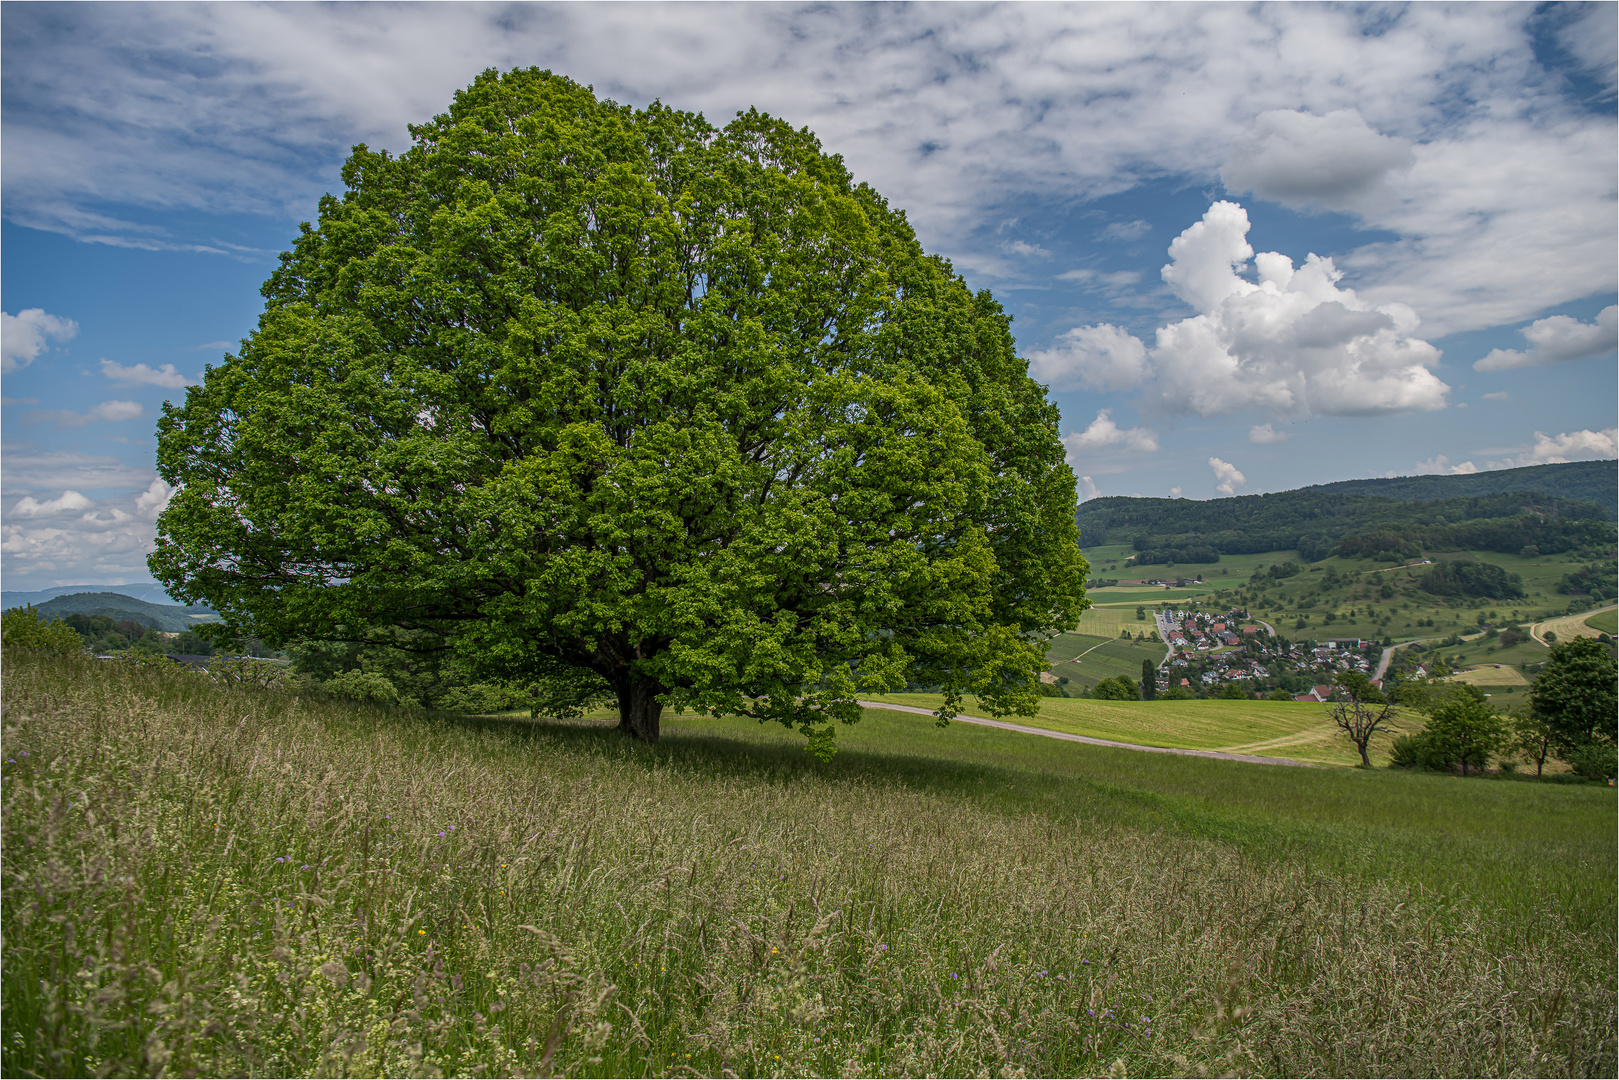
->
1357, 740, 1371, 768
614, 670, 664, 744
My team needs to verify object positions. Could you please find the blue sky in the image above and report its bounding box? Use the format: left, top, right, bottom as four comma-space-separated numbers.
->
2, 1, 1616, 591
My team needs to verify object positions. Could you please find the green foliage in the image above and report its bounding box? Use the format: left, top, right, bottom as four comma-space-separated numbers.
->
323, 669, 404, 705
1567, 741, 1618, 782
150, 70, 1086, 756
1419, 560, 1524, 600
1391, 686, 1504, 775
1088, 675, 1138, 701
1530, 636, 1619, 757
1140, 658, 1156, 700
0, 606, 86, 654
1557, 561, 1619, 600
1132, 545, 1219, 565
1159, 685, 1194, 700
1508, 707, 1555, 776
1218, 682, 1247, 700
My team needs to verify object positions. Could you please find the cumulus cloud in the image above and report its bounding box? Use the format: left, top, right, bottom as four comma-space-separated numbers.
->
1169, 485, 1183, 498
1208, 457, 1247, 496
1474, 306, 1618, 371
1516, 428, 1619, 466
27, 400, 146, 428
1076, 475, 1101, 503
9, 490, 95, 517
1222, 109, 1415, 210
100, 359, 195, 389
1050, 202, 1449, 420
2, 309, 78, 374
0, 476, 174, 589
1029, 323, 1148, 392
1248, 423, 1288, 444
1412, 455, 1479, 476
1059, 410, 1160, 463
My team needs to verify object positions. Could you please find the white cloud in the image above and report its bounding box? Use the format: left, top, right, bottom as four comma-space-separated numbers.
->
1222, 109, 1415, 210
2, 5, 1612, 337
1208, 457, 1247, 496
1474, 306, 1618, 371
1057, 201, 1449, 420
1169, 486, 1183, 498
28, 400, 146, 429
9, 490, 94, 517
1248, 423, 1289, 444
2, 309, 78, 374
0, 474, 174, 589
1059, 410, 1159, 465
1481, 391, 1510, 401
1515, 428, 1619, 466
1028, 323, 1148, 392
1412, 455, 1479, 476
1076, 475, 1101, 503
100, 359, 195, 389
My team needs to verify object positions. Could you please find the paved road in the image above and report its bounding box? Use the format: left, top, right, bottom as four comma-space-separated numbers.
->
1154, 610, 1178, 668
1255, 619, 1277, 637
856, 700, 1319, 768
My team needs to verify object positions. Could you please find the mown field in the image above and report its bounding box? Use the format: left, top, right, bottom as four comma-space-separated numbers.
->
860, 693, 1397, 766
3, 650, 1614, 1078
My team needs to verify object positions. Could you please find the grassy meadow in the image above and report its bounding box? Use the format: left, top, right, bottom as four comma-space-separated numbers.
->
3, 649, 1615, 1078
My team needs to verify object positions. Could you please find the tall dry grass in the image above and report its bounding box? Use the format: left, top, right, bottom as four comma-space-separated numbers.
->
3, 649, 1613, 1077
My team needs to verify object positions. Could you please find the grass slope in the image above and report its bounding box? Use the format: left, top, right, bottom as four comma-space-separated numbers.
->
4, 650, 1611, 1078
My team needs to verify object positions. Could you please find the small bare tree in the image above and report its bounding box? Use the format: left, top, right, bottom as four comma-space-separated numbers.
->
1330, 672, 1397, 768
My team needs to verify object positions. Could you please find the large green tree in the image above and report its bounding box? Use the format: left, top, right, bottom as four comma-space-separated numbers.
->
1530, 636, 1618, 758
151, 69, 1087, 755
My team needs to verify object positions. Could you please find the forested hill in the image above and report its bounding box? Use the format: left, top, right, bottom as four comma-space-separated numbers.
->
1300, 460, 1617, 515
1076, 484, 1615, 564
16, 592, 219, 633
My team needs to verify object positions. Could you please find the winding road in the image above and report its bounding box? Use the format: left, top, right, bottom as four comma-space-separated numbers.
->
856, 700, 1319, 768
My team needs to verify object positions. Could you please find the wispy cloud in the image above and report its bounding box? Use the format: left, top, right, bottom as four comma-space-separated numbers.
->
1, 5, 1611, 337
100, 359, 194, 389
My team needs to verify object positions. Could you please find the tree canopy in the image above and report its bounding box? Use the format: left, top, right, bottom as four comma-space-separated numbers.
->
1529, 636, 1618, 757
151, 68, 1088, 755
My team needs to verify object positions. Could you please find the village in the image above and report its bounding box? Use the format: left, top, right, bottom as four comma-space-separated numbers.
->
1152, 604, 1379, 698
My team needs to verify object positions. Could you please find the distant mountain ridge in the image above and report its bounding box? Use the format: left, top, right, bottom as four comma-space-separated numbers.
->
4, 591, 219, 634
1301, 460, 1616, 516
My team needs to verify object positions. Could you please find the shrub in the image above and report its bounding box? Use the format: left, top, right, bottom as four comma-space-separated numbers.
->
1568, 742, 1618, 782
1089, 675, 1138, 701
0, 606, 86, 655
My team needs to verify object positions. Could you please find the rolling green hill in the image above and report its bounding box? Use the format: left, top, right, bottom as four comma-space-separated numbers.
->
25, 591, 219, 633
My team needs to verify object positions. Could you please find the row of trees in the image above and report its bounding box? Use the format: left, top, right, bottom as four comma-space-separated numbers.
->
1331, 637, 1616, 778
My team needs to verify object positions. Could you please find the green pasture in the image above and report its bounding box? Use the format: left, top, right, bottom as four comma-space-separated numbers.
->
1588, 609, 1618, 635
3, 651, 1614, 1078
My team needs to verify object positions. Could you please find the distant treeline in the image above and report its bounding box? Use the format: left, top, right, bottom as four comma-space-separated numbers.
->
1079, 488, 1615, 564
1302, 459, 1617, 515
